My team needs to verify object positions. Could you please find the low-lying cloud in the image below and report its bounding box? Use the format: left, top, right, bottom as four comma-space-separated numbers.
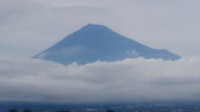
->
0, 57, 200, 103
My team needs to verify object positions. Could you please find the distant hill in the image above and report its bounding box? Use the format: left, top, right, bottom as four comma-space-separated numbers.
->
34, 24, 180, 65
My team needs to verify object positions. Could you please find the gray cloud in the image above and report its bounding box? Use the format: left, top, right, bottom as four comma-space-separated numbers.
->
0, 57, 200, 102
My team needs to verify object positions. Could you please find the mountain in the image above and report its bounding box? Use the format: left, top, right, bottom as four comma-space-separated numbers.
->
34, 24, 181, 65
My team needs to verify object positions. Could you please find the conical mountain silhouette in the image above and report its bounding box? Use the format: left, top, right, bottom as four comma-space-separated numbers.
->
34, 24, 180, 65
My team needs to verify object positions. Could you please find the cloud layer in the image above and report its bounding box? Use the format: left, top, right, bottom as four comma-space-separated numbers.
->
0, 57, 200, 103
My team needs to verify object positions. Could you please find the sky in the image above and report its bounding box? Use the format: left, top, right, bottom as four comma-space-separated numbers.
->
1, 0, 200, 58
1, 0, 200, 103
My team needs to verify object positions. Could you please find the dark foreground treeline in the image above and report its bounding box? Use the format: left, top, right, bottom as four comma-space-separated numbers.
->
8, 109, 115, 112
3, 102, 200, 112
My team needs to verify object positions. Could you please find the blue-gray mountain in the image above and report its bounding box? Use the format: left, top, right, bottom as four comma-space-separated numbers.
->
34, 24, 181, 65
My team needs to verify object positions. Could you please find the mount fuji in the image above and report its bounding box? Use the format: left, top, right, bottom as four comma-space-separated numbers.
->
34, 24, 180, 65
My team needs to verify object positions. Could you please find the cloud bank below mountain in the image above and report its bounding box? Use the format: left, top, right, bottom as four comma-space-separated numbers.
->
0, 57, 200, 103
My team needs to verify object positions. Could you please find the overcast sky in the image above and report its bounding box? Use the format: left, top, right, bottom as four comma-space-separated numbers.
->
1, 0, 200, 103
1, 0, 200, 58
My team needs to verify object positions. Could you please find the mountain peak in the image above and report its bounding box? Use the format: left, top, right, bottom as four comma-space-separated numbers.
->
34, 24, 181, 65
83, 23, 107, 28
79, 24, 112, 33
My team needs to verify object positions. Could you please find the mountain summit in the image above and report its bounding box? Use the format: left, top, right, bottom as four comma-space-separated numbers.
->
34, 24, 181, 65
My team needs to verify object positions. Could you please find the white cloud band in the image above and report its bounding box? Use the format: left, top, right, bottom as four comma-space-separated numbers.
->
0, 57, 200, 103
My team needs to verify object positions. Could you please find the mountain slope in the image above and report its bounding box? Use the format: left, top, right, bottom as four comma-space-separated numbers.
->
34, 24, 181, 65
